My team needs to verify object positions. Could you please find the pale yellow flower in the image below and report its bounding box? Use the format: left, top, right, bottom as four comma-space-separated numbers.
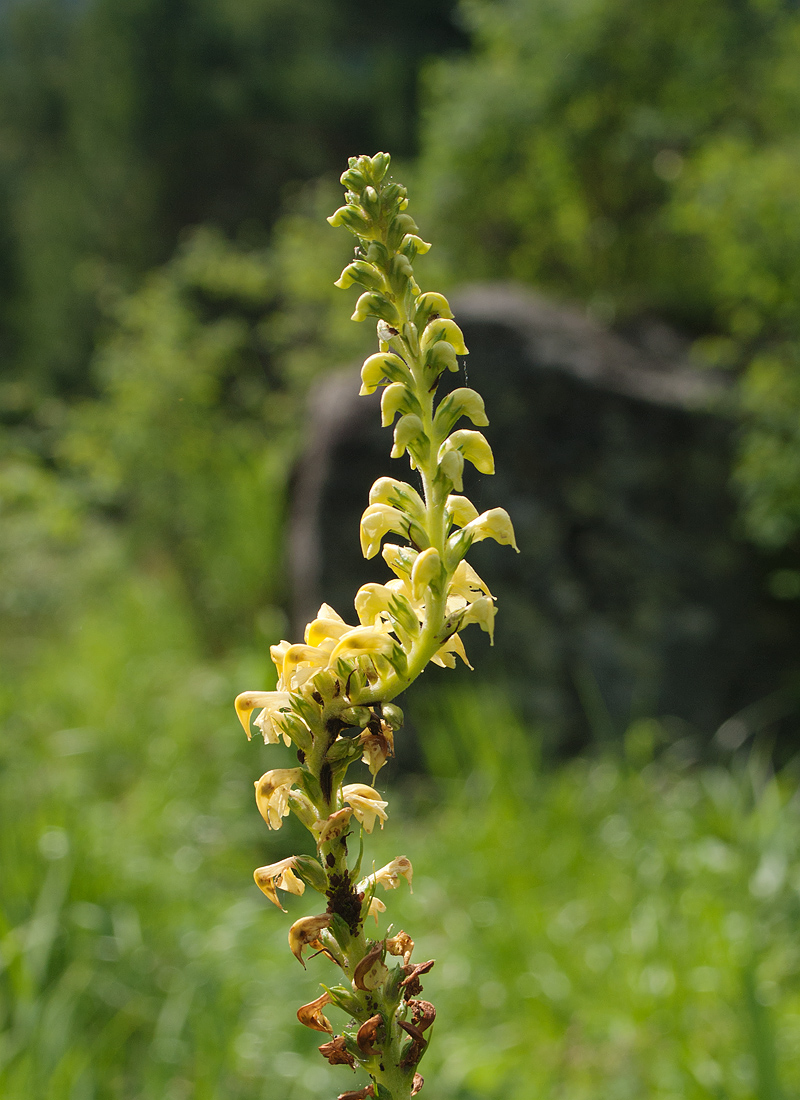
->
253, 856, 306, 910
234, 690, 294, 745
329, 626, 397, 666
342, 783, 389, 833
360, 503, 413, 559
448, 558, 493, 600
366, 896, 386, 924
431, 631, 472, 669
254, 768, 304, 830
312, 807, 353, 846
410, 547, 442, 600
360, 855, 413, 894
288, 914, 332, 966
459, 506, 518, 551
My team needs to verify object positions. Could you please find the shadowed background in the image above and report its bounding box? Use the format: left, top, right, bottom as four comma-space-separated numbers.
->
2, 1, 800, 1097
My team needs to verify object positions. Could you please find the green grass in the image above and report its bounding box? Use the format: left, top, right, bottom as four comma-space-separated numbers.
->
1, 579, 799, 1099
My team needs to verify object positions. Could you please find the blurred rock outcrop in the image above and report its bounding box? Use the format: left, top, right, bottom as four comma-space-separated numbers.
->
289, 284, 800, 753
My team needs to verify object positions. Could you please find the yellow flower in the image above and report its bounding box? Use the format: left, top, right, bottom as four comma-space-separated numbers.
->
288, 914, 332, 966
254, 768, 305, 830
448, 558, 493, 600
304, 604, 354, 647
431, 631, 472, 669
253, 856, 306, 910
328, 626, 397, 666
234, 690, 294, 745
366, 896, 386, 924
359, 503, 413, 559
410, 547, 442, 600
312, 807, 353, 846
459, 506, 518, 551
360, 855, 413, 893
342, 783, 389, 833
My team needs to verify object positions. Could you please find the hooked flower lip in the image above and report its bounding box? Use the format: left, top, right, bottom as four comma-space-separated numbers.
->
288, 914, 332, 966
342, 783, 389, 833
359, 855, 413, 894
253, 856, 305, 911
235, 690, 294, 744
297, 991, 333, 1033
254, 768, 304, 830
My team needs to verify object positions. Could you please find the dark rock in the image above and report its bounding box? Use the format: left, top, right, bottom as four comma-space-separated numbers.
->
289, 284, 800, 755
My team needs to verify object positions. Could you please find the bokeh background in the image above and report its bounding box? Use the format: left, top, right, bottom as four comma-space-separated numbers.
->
2, 1, 800, 1097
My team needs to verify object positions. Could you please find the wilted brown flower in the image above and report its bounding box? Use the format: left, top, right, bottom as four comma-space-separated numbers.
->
399, 959, 435, 999
356, 1013, 383, 1055
296, 991, 333, 1033
319, 1035, 356, 1068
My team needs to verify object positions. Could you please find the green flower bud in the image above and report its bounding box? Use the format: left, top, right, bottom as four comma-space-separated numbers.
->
351, 292, 400, 324
391, 414, 428, 465
293, 854, 329, 893
321, 983, 364, 1018
327, 204, 371, 232
381, 703, 404, 730
370, 151, 391, 182
359, 352, 410, 395
326, 736, 364, 765
401, 321, 420, 358
290, 692, 321, 728
439, 429, 495, 475
310, 667, 343, 702
414, 291, 453, 326
387, 213, 421, 251
334, 260, 384, 291
388, 593, 421, 638
433, 388, 489, 437
381, 181, 407, 210
369, 477, 425, 519
277, 712, 313, 752
340, 705, 373, 728
362, 186, 381, 217
382, 542, 418, 578
381, 382, 422, 427
365, 241, 390, 267
436, 447, 465, 492
423, 340, 459, 378
340, 167, 369, 190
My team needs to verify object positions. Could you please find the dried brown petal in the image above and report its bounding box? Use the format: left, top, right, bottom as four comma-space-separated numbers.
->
385, 929, 414, 965
356, 1013, 383, 1055
398, 1020, 425, 1043
353, 943, 389, 991
319, 1035, 356, 1068
297, 991, 333, 1034
411, 1074, 424, 1096
399, 959, 435, 999
409, 999, 436, 1033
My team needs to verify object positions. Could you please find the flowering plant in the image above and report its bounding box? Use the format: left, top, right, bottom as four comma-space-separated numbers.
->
235, 152, 516, 1100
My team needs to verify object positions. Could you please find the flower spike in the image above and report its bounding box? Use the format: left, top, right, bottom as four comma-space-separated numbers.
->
233, 152, 516, 1098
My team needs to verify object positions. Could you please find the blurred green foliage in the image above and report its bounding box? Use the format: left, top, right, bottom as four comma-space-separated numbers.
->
3, 1, 800, 1095
0, 0, 463, 396
418, 0, 800, 562
2, 609, 799, 1098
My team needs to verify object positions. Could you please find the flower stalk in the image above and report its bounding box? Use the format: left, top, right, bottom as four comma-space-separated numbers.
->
235, 152, 517, 1100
